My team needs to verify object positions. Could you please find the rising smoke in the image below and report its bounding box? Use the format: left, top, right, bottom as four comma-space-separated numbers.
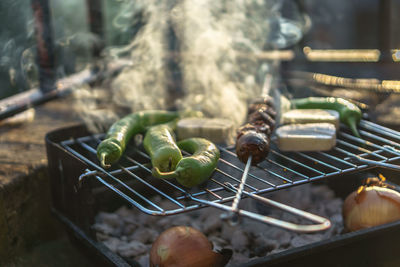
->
74, 0, 278, 132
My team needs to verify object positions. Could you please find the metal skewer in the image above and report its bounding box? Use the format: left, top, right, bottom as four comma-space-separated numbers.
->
231, 155, 252, 212
222, 155, 253, 223
192, 181, 331, 233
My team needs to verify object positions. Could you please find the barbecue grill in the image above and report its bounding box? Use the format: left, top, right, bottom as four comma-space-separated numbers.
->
46, 118, 400, 266
0, 0, 397, 265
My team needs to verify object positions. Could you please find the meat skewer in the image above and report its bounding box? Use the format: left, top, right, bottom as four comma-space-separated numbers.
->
236, 95, 275, 165
225, 96, 276, 222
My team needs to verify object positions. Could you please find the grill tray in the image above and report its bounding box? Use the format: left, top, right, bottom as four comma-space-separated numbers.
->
45, 122, 400, 267
60, 120, 400, 216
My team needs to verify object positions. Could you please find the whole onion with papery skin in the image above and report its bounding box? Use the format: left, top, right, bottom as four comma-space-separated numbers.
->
343, 184, 400, 232
150, 226, 230, 267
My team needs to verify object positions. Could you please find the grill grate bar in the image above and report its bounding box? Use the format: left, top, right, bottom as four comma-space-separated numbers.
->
359, 130, 400, 150
219, 148, 278, 187
336, 139, 387, 160
62, 141, 166, 213
62, 120, 400, 216
93, 175, 161, 213
360, 120, 400, 139
204, 188, 224, 200
340, 131, 398, 154
296, 152, 342, 172
220, 147, 306, 186
123, 151, 188, 194
215, 168, 259, 191
261, 162, 296, 183
317, 151, 357, 168
119, 164, 186, 209
333, 146, 368, 168
265, 159, 308, 181
271, 150, 326, 175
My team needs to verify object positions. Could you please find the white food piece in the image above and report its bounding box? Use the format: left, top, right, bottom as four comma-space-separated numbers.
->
282, 109, 340, 129
275, 123, 336, 151
177, 117, 234, 144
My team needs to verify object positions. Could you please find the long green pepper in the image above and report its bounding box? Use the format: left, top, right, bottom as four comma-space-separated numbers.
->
290, 97, 362, 138
97, 110, 180, 168
143, 121, 183, 172
152, 137, 220, 188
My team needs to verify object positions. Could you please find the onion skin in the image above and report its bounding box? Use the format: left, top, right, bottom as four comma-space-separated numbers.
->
150, 226, 227, 267
343, 186, 400, 232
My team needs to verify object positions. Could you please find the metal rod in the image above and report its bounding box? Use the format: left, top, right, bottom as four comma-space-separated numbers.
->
349, 155, 400, 171
222, 155, 253, 225
231, 155, 252, 213
0, 68, 95, 121
31, 0, 56, 93
191, 188, 331, 233
86, 0, 104, 59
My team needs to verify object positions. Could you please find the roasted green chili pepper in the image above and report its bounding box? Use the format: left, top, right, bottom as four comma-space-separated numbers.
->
290, 97, 362, 138
97, 110, 180, 168
152, 137, 220, 188
143, 121, 183, 172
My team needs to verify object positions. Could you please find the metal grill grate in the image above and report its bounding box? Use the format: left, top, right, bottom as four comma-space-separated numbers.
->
61, 120, 400, 216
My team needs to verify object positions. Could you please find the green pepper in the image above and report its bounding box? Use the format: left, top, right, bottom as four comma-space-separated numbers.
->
152, 137, 220, 188
290, 97, 362, 138
97, 110, 180, 168
143, 121, 183, 172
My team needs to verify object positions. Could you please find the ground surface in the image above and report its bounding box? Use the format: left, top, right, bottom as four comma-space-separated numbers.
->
0, 96, 95, 265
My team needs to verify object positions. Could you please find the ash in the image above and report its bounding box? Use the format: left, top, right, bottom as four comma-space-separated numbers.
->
93, 184, 343, 267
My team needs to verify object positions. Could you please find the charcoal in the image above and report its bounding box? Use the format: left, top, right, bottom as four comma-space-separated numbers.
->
130, 228, 159, 244
290, 234, 324, 248
221, 224, 237, 241
93, 223, 120, 236
103, 237, 124, 253
253, 236, 278, 255
122, 223, 137, 236
229, 252, 249, 266
189, 220, 203, 231
325, 198, 343, 217
311, 185, 335, 200
96, 232, 110, 241
115, 206, 134, 217
209, 236, 228, 250
262, 228, 292, 247
117, 241, 148, 258
202, 213, 222, 234
171, 214, 192, 226
94, 183, 345, 266
97, 212, 124, 229
231, 230, 249, 251
122, 214, 138, 225
137, 255, 150, 267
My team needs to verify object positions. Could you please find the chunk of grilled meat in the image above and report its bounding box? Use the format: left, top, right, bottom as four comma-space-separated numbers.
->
248, 104, 277, 119
236, 131, 270, 165
236, 122, 271, 140
249, 95, 275, 109
248, 107, 276, 131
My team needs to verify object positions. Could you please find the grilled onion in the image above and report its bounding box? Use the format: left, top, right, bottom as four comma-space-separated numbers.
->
343, 179, 400, 232
150, 226, 230, 267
